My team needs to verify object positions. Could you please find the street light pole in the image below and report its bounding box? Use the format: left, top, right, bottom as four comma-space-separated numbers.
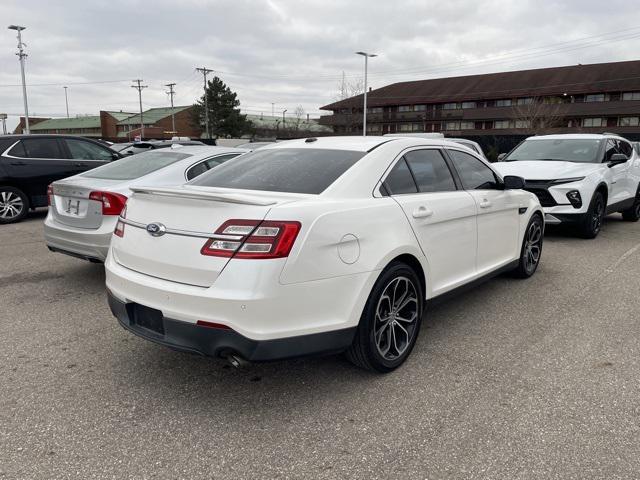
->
63, 86, 69, 118
355, 51, 377, 136
8, 25, 30, 134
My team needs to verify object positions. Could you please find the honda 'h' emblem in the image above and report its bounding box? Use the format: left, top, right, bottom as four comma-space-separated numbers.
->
146, 222, 166, 237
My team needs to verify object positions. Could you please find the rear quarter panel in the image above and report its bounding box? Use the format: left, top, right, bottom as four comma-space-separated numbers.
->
275, 197, 425, 286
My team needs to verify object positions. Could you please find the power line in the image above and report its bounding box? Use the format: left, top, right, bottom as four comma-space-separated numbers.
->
0, 79, 129, 88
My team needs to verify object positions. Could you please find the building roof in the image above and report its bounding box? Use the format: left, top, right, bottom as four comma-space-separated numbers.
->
118, 106, 191, 125
30, 115, 101, 131
105, 111, 136, 121
321, 60, 640, 110
246, 114, 332, 132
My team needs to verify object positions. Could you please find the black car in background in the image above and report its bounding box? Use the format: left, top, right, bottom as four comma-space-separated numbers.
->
0, 135, 121, 224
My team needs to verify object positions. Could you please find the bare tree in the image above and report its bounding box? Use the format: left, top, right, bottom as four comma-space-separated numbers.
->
293, 105, 305, 130
513, 97, 565, 133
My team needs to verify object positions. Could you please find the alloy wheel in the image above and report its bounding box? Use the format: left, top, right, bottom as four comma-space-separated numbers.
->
524, 220, 542, 273
374, 276, 419, 361
592, 198, 604, 234
0, 191, 24, 220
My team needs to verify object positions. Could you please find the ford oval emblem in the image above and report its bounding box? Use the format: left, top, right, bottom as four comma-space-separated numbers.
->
146, 222, 166, 237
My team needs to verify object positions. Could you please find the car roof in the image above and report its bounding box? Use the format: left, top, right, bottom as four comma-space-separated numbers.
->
526, 133, 629, 141
161, 145, 249, 155
262, 135, 480, 153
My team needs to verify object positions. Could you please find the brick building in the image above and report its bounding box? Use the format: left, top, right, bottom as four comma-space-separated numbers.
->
320, 60, 640, 158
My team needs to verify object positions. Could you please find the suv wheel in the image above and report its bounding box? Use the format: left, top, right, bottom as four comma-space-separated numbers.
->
622, 189, 640, 222
579, 191, 605, 239
0, 187, 28, 224
346, 261, 423, 373
512, 214, 543, 278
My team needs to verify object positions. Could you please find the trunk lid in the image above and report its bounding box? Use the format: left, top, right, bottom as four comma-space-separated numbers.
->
51, 176, 128, 229
112, 186, 304, 287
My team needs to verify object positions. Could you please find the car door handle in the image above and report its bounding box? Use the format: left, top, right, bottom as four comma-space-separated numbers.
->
9, 161, 26, 166
479, 199, 492, 209
412, 206, 433, 218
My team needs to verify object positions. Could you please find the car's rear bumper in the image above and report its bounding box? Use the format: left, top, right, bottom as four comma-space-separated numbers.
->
107, 291, 356, 361
44, 212, 115, 262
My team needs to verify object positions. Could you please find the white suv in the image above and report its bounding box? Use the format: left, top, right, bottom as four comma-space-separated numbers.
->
494, 134, 640, 238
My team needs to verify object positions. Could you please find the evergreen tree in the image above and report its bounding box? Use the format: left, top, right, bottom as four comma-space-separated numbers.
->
192, 76, 251, 138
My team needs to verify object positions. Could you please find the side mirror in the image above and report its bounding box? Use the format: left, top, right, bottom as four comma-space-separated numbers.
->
608, 153, 628, 167
111, 152, 121, 161
503, 175, 526, 190
497, 153, 507, 161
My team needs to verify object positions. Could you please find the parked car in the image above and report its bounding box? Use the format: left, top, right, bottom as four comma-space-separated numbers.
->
0, 134, 121, 224
111, 139, 205, 156
45, 146, 248, 262
105, 136, 543, 372
494, 134, 640, 238
384, 133, 487, 159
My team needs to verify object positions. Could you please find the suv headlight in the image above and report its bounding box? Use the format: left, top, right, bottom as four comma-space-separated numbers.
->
551, 177, 585, 185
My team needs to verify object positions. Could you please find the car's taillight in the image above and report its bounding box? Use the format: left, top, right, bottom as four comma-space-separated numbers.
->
114, 205, 127, 238
89, 191, 128, 216
201, 219, 301, 259
47, 184, 54, 206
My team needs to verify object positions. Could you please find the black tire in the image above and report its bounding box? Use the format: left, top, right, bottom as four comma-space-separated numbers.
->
512, 214, 544, 278
621, 188, 640, 222
578, 191, 605, 239
346, 261, 423, 373
0, 186, 29, 224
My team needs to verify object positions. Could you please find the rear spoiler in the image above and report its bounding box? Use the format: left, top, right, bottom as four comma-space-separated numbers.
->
130, 186, 278, 206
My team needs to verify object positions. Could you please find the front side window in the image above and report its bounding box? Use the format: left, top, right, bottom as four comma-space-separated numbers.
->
382, 158, 417, 195
448, 149, 499, 190
404, 149, 456, 193
617, 140, 633, 159
65, 139, 113, 161
19, 138, 62, 159
82, 151, 191, 180
191, 148, 365, 194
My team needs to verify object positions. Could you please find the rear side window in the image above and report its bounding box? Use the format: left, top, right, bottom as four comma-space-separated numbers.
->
382, 158, 418, 195
82, 151, 191, 180
19, 138, 62, 159
191, 148, 365, 194
448, 149, 499, 190
404, 149, 456, 192
7, 141, 27, 157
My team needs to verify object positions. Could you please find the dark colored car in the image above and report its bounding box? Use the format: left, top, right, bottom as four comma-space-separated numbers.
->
0, 134, 121, 224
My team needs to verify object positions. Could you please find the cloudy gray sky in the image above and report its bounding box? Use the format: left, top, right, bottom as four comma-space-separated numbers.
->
2, 0, 640, 131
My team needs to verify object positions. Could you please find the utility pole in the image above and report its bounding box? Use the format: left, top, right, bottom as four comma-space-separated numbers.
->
63, 86, 69, 118
0, 113, 7, 135
196, 67, 213, 139
8, 25, 30, 134
282, 109, 287, 124
131, 79, 147, 139
165, 82, 176, 134
355, 51, 378, 136
271, 103, 275, 117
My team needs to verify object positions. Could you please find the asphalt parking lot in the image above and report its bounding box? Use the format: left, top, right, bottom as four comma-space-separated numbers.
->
1, 211, 640, 479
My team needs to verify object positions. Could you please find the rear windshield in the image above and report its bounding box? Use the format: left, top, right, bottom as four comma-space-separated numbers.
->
190, 148, 365, 194
81, 151, 191, 180
504, 139, 602, 163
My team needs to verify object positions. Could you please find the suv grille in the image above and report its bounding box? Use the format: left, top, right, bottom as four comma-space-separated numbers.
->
524, 181, 557, 207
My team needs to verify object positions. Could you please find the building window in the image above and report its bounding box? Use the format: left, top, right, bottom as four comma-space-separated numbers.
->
366, 123, 382, 132
582, 117, 604, 127
442, 102, 459, 110
367, 107, 383, 114
414, 104, 427, 111
585, 94, 605, 102
622, 92, 640, 101
412, 123, 423, 131
442, 121, 459, 131
398, 123, 413, 132
495, 99, 512, 107
517, 97, 534, 105
619, 117, 640, 127
461, 102, 476, 109
515, 120, 531, 128
494, 120, 511, 129
398, 105, 413, 112
459, 121, 475, 130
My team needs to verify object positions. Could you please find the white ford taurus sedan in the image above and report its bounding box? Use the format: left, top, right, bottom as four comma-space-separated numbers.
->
105, 136, 543, 372
44, 146, 247, 262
